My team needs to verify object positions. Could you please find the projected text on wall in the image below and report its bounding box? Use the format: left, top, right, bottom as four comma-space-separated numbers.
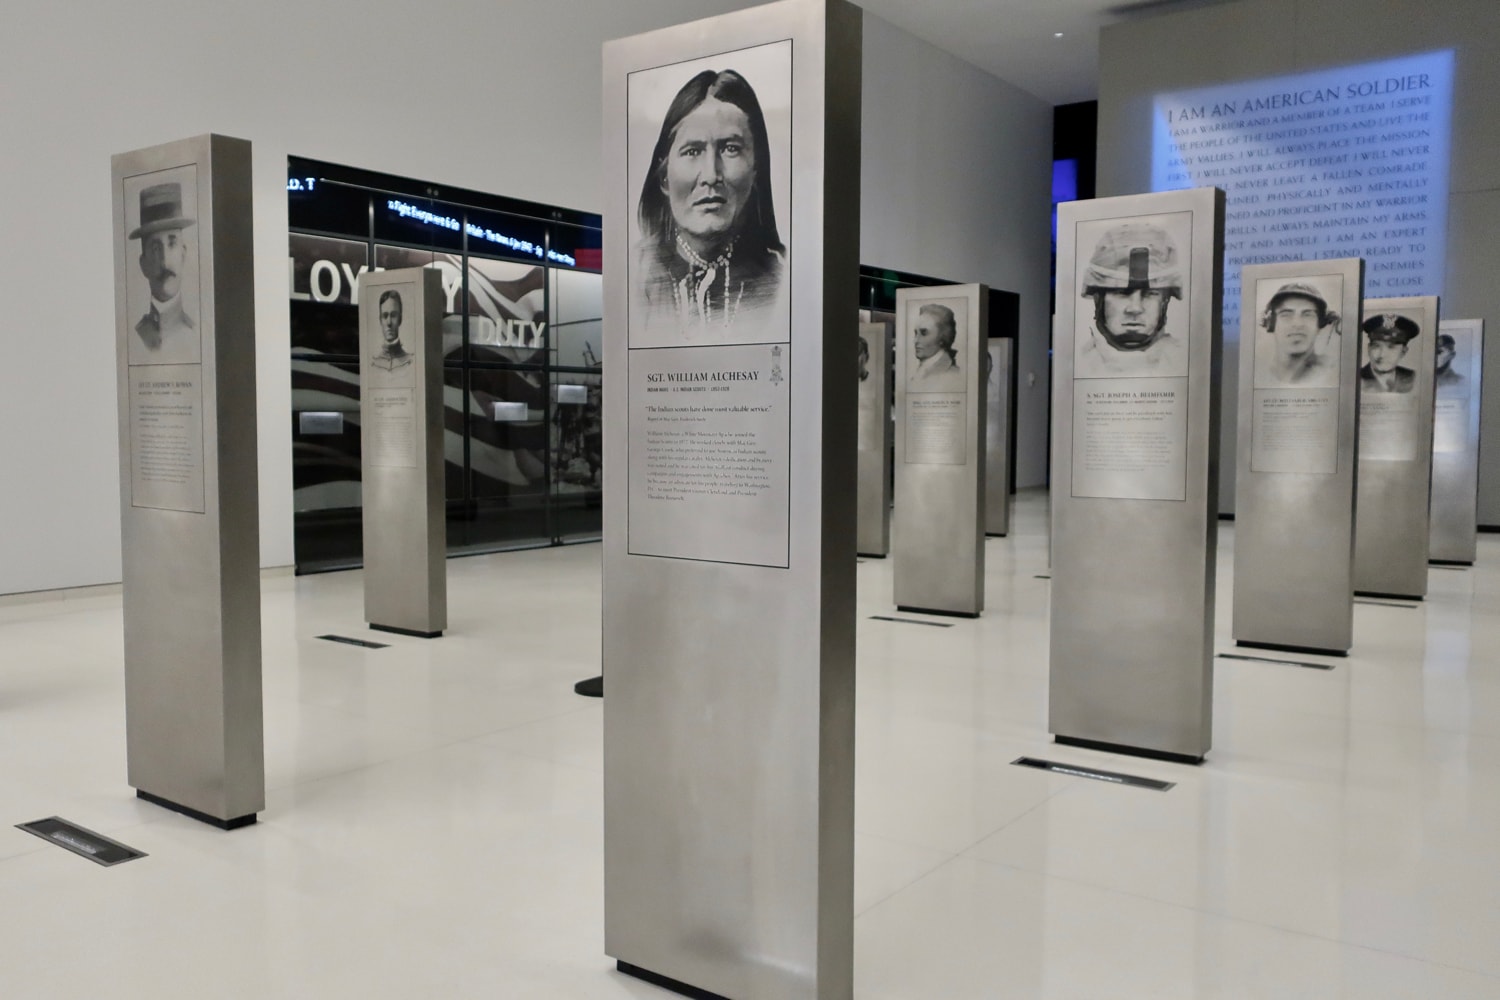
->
1152, 51, 1453, 339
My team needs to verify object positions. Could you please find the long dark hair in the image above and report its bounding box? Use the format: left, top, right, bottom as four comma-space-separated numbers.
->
637, 69, 783, 254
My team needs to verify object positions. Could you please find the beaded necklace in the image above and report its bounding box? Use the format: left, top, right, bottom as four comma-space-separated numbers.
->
672, 232, 742, 331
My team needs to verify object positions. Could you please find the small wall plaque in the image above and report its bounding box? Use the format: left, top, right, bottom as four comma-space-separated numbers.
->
298, 411, 344, 435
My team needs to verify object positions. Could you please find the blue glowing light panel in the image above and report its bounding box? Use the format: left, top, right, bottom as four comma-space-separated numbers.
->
1153, 51, 1453, 339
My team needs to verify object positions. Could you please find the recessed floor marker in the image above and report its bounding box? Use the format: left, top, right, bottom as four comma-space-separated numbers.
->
868, 616, 954, 628
317, 634, 389, 649
1012, 757, 1174, 791
1218, 652, 1337, 671
17, 818, 147, 866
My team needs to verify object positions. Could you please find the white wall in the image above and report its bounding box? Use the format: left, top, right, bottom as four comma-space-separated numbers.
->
0, 0, 1053, 595
860, 15, 1055, 490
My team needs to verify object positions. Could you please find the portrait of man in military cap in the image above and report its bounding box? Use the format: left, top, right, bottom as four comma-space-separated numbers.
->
1435, 332, 1466, 391
1360, 313, 1420, 394
124, 165, 200, 366
1074, 215, 1191, 379
1253, 276, 1342, 388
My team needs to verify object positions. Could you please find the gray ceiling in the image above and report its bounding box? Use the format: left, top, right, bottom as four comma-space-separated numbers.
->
858, 0, 1235, 106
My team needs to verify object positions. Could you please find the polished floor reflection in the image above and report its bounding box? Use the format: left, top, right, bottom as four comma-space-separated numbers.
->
2, 492, 1499, 997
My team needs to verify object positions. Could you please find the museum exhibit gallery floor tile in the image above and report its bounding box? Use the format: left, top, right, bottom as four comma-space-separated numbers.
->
3, 492, 1500, 998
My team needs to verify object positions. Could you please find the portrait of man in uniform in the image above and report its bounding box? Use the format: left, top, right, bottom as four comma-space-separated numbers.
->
124, 170, 200, 366
1435, 332, 1465, 390
907, 302, 965, 392
370, 289, 413, 372
1254, 279, 1342, 388
1360, 314, 1419, 394
1074, 218, 1190, 379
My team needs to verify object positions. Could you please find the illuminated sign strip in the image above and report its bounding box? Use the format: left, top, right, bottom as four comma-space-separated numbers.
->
385, 199, 577, 267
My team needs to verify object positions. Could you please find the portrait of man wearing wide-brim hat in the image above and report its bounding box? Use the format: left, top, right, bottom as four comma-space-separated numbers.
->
128, 179, 198, 357
1360, 313, 1420, 395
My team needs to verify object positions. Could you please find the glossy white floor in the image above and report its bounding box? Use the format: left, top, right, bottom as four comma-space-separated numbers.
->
3, 491, 1499, 998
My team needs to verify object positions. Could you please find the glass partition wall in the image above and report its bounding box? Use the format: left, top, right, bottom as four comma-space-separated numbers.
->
289, 157, 602, 572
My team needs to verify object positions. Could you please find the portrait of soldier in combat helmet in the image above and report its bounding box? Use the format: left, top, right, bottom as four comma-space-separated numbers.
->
1074, 218, 1190, 379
